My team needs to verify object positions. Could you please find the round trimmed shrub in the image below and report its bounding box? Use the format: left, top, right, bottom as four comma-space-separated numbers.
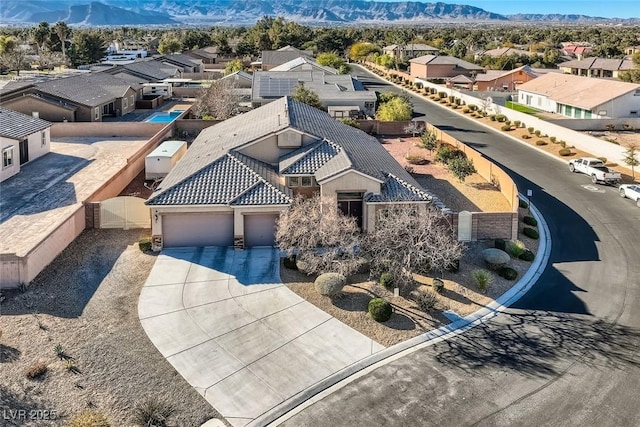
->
523, 216, 537, 227
314, 273, 346, 297
379, 272, 394, 289
519, 249, 535, 262
489, 114, 496, 121
494, 238, 506, 251
527, 127, 534, 134
535, 140, 547, 146
523, 227, 539, 239
498, 267, 518, 280
432, 278, 444, 294
368, 298, 392, 322
482, 248, 510, 270
549, 136, 557, 143
519, 198, 529, 209
501, 125, 511, 131
283, 256, 298, 270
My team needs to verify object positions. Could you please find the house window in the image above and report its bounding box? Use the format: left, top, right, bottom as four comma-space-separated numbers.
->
130, 95, 134, 105
3, 146, 14, 168
301, 176, 313, 187
94, 107, 100, 120
41, 131, 47, 147
287, 177, 299, 187
123, 97, 128, 109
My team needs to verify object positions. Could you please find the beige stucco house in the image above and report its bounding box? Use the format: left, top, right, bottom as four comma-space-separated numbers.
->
146, 96, 442, 249
410, 55, 484, 80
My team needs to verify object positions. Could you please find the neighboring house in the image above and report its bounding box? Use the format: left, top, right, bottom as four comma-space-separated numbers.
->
516, 73, 640, 118
478, 47, 535, 59
560, 43, 593, 60
446, 74, 474, 90
410, 55, 484, 80
186, 46, 220, 64
625, 45, 640, 57
251, 71, 377, 117
157, 53, 204, 73
473, 65, 538, 91
270, 56, 338, 74
258, 46, 314, 71
383, 44, 439, 60
108, 60, 181, 83
0, 106, 51, 182
0, 73, 141, 122
558, 57, 635, 79
146, 96, 438, 249
220, 70, 253, 88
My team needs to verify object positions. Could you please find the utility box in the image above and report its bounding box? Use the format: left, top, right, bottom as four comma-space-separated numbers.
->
145, 140, 187, 180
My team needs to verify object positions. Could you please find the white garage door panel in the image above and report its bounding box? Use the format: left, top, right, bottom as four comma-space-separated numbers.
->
163, 213, 234, 247
244, 214, 278, 247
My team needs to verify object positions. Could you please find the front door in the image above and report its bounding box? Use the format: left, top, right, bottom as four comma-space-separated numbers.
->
337, 192, 364, 229
19, 139, 29, 165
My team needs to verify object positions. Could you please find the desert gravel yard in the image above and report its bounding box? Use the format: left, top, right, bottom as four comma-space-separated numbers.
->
0, 229, 221, 426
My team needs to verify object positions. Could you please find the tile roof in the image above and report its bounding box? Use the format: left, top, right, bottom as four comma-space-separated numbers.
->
35, 73, 138, 107
161, 53, 203, 68
279, 139, 340, 175
119, 60, 180, 81
270, 57, 338, 74
261, 49, 313, 67
410, 55, 484, 70
364, 174, 433, 203
481, 47, 533, 57
0, 106, 51, 140
147, 152, 291, 206
384, 44, 439, 52
474, 65, 538, 82
517, 73, 640, 109
558, 57, 635, 71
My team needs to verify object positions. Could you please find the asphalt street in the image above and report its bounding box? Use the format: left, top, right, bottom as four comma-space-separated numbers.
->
279, 65, 640, 427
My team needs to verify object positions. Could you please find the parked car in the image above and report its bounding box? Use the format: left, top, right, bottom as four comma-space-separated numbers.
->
619, 184, 640, 207
568, 157, 621, 185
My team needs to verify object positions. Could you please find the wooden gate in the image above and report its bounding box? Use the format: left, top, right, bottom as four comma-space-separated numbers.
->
100, 196, 150, 229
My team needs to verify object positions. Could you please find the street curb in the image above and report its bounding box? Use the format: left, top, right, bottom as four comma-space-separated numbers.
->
251, 196, 551, 427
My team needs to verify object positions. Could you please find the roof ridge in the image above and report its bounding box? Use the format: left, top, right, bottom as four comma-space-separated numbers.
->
387, 173, 432, 200
228, 152, 291, 199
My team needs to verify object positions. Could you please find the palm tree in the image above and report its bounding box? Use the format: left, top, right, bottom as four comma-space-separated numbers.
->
54, 22, 70, 61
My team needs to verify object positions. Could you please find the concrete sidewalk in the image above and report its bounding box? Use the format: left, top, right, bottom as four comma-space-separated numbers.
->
138, 247, 384, 427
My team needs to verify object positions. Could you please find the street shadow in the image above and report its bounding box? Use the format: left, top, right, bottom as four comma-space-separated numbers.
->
0, 385, 50, 424
0, 344, 21, 363
437, 125, 489, 135
432, 309, 640, 377
0, 229, 148, 318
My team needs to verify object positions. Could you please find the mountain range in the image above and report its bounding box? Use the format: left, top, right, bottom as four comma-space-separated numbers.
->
1, 0, 636, 26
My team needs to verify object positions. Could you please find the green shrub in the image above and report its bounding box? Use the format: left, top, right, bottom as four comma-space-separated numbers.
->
438, 91, 447, 99
468, 104, 478, 111
68, 411, 111, 427
414, 290, 438, 311
432, 278, 444, 294
379, 272, 394, 289
549, 136, 557, 143
519, 198, 529, 209
283, 256, 298, 270
519, 250, 535, 262
368, 298, 392, 322
314, 273, 347, 297
138, 238, 152, 252
534, 130, 541, 136
133, 398, 175, 427
527, 127, 534, 134
495, 114, 507, 122
25, 362, 47, 380
523, 227, 539, 239
535, 140, 547, 146
54, 343, 66, 359
494, 238, 506, 251
504, 120, 511, 126
559, 140, 567, 148
489, 114, 496, 121
501, 125, 511, 131
558, 148, 572, 156
514, 120, 521, 127
473, 269, 493, 293
498, 267, 518, 280
405, 154, 428, 165
523, 216, 537, 227
435, 145, 464, 164
506, 239, 527, 258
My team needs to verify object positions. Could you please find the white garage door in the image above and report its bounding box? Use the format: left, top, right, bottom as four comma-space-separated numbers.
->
244, 214, 279, 247
162, 213, 234, 247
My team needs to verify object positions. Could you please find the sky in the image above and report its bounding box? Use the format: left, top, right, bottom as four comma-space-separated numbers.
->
387, 0, 640, 19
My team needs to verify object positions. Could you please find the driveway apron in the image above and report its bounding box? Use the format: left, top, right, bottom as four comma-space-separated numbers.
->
139, 247, 384, 427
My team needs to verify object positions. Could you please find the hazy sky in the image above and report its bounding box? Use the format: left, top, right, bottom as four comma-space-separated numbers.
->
386, 0, 640, 19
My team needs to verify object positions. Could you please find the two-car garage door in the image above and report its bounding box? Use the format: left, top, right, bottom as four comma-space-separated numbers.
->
162, 213, 234, 248
162, 213, 278, 248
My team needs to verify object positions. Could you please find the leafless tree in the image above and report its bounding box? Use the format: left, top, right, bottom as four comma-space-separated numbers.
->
365, 205, 465, 289
404, 121, 424, 137
193, 78, 243, 120
275, 195, 363, 277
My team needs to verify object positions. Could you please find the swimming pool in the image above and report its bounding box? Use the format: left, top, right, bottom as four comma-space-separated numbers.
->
145, 110, 184, 123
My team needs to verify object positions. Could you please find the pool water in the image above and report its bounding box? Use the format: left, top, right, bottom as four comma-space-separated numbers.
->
145, 110, 184, 123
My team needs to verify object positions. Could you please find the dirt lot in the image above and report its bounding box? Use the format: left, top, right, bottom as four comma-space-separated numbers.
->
380, 136, 511, 212
0, 229, 220, 426
285, 206, 539, 348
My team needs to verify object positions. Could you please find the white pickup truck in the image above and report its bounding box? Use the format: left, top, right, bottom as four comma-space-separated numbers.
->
568, 157, 622, 185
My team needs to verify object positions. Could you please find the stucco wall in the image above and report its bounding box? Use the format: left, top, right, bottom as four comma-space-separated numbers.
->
320, 171, 381, 198
2, 96, 77, 122
51, 122, 165, 138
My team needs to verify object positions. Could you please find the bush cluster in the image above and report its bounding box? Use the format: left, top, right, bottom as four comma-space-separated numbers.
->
523, 227, 539, 239
368, 298, 393, 322
498, 267, 518, 280
379, 272, 394, 289
501, 125, 511, 131
523, 216, 537, 227
133, 399, 175, 427
435, 145, 464, 164
138, 238, 152, 252
414, 290, 438, 311
519, 250, 535, 262
519, 199, 529, 209
558, 148, 572, 156
495, 114, 507, 122
527, 127, 534, 134
506, 240, 527, 258
494, 238, 506, 251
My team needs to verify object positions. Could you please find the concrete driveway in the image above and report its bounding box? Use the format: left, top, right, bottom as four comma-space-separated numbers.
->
139, 247, 384, 427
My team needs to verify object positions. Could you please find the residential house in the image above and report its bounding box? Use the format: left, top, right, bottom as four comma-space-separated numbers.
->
109, 60, 181, 83
410, 55, 484, 80
477, 47, 535, 59
558, 57, 635, 79
270, 57, 338, 74
186, 46, 219, 64
560, 43, 593, 60
146, 96, 438, 249
0, 106, 51, 182
258, 46, 314, 71
383, 44, 439, 60
251, 71, 377, 117
220, 70, 253, 89
516, 73, 640, 119
0, 73, 141, 122
473, 65, 538, 91
157, 54, 204, 73
625, 45, 640, 57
